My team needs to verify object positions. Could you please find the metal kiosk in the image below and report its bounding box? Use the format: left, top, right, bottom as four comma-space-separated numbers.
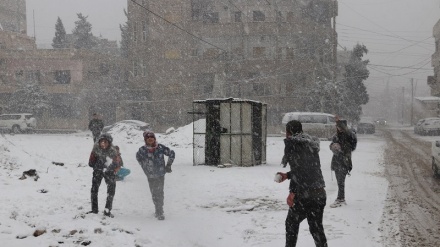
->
191, 98, 267, 167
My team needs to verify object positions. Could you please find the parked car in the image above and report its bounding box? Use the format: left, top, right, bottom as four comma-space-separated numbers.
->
375, 118, 387, 125
0, 113, 37, 133
414, 118, 440, 136
431, 140, 440, 176
102, 120, 151, 133
357, 122, 375, 134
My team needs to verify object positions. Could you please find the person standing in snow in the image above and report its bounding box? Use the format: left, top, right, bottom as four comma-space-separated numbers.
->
329, 118, 357, 208
275, 120, 327, 247
136, 131, 175, 220
88, 133, 121, 217
88, 113, 104, 143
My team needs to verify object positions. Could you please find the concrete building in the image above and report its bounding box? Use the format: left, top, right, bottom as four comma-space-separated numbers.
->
429, 19, 440, 97
127, 0, 338, 132
0, 0, 26, 34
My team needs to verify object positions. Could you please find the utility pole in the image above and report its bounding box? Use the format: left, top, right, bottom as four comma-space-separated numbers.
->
410, 78, 414, 126
402, 87, 405, 125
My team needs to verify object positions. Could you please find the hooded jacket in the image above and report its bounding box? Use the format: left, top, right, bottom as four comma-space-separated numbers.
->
330, 127, 357, 171
284, 132, 326, 195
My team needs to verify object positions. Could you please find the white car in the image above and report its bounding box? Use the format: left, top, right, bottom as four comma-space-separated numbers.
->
0, 113, 37, 133
414, 118, 440, 136
432, 140, 440, 176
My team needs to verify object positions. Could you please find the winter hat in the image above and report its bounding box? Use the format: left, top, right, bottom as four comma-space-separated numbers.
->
98, 133, 113, 144
286, 120, 303, 135
143, 131, 156, 141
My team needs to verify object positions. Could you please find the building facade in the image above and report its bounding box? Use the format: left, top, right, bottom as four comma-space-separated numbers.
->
429, 19, 440, 97
127, 0, 338, 132
0, 0, 26, 34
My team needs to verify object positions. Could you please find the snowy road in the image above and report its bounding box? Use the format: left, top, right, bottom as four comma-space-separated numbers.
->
381, 128, 440, 246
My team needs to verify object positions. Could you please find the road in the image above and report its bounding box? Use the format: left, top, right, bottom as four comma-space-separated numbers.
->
380, 127, 440, 246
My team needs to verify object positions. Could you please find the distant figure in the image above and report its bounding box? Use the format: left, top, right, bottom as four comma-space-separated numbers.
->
275, 120, 327, 247
88, 113, 104, 143
329, 118, 357, 208
88, 133, 121, 218
136, 131, 175, 220
114, 146, 131, 181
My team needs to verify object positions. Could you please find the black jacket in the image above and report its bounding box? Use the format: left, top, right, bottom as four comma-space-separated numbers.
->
284, 133, 326, 195
330, 128, 357, 171
88, 119, 104, 135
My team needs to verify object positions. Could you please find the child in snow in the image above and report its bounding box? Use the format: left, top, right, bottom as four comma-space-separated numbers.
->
88, 133, 121, 217
136, 131, 175, 220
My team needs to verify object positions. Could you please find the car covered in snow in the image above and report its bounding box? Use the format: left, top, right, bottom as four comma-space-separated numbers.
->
102, 120, 151, 134
356, 121, 375, 134
414, 118, 440, 136
0, 113, 36, 133
431, 140, 440, 176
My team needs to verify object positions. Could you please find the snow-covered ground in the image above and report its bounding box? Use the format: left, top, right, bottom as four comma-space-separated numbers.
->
0, 122, 387, 247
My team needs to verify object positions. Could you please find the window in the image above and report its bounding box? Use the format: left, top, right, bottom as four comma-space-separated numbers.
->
25, 70, 41, 83
234, 11, 242, 22
140, 59, 147, 77
99, 63, 109, 76
253, 11, 265, 21
253, 47, 266, 58
133, 21, 138, 43
54, 70, 71, 84
196, 73, 215, 94
142, 21, 147, 41
204, 48, 220, 59
15, 70, 24, 81
190, 48, 199, 57
133, 60, 138, 77
203, 12, 219, 23
253, 83, 264, 96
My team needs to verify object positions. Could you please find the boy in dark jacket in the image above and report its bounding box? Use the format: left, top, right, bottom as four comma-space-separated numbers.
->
88, 133, 121, 217
329, 118, 357, 208
276, 120, 327, 247
136, 131, 175, 220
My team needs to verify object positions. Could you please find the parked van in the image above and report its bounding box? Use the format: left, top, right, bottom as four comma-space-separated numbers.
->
281, 112, 336, 139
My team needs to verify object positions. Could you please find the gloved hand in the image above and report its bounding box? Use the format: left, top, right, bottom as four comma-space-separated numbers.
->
274, 172, 288, 183
287, 192, 295, 207
165, 164, 172, 173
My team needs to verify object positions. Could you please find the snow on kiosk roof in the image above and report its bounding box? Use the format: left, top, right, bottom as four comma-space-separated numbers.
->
191, 98, 267, 167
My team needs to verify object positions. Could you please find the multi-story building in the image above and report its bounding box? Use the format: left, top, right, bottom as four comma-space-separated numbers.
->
429, 19, 440, 97
0, 0, 26, 34
127, 0, 338, 132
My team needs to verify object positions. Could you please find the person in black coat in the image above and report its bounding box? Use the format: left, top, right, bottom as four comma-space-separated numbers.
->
329, 118, 357, 208
276, 120, 327, 247
88, 113, 104, 143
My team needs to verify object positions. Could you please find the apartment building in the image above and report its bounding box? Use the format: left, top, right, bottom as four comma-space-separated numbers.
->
127, 0, 338, 132
429, 19, 440, 97
0, 0, 26, 34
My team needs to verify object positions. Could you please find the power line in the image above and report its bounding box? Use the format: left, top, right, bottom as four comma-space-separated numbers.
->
129, 0, 227, 52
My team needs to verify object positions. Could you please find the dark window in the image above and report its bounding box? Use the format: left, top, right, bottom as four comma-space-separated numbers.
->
54, 70, 71, 84
253, 83, 264, 96
253, 47, 266, 58
196, 73, 215, 95
234, 11, 242, 22
253, 11, 265, 21
203, 12, 219, 23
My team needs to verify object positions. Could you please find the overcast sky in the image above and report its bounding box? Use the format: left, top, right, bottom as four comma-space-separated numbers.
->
26, 0, 440, 109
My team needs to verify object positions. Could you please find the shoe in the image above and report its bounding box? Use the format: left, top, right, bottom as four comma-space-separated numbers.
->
156, 214, 165, 220
87, 210, 98, 214
330, 199, 347, 208
103, 208, 114, 218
